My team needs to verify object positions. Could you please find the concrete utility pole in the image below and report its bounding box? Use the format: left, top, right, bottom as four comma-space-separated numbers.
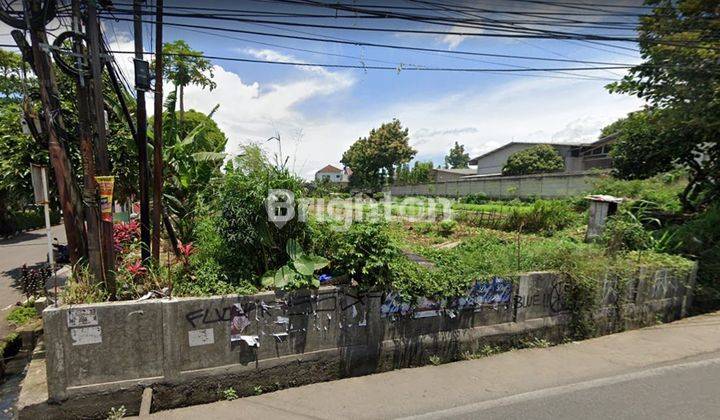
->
27, 0, 88, 263
133, 0, 152, 264
70, 0, 104, 285
86, 0, 116, 297
152, 0, 164, 261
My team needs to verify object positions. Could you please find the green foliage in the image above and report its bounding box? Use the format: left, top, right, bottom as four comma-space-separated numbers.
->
591, 171, 686, 214
61, 264, 109, 304
311, 221, 401, 290
438, 219, 457, 237
157, 40, 216, 118
663, 205, 720, 309
606, 0, 720, 210
7, 305, 38, 327
396, 161, 434, 185
603, 110, 676, 180
459, 193, 488, 205
444, 141, 470, 169
106, 405, 127, 420
341, 119, 416, 191
502, 200, 579, 235
602, 212, 652, 253
261, 239, 329, 289
0, 49, 24, 101
502, 145, 565, 176
189, 144, 308, 288
222, 388, 239, 401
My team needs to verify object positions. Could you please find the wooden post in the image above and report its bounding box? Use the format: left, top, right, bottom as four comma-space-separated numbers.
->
152, 0, 164, 261
133, 0, 152, 263
27, 0, 87, 264
71, 0, 104, 284
86, 0, 116, 297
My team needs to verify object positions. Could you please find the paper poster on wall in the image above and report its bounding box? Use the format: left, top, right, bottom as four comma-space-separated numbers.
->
230, 303, 253, 349
67, 308, 98, 328
71, 326, 102, 346
188, 328, 214, 347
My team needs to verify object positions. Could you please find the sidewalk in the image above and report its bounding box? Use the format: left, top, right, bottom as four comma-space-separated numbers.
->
147, 311, 720, 419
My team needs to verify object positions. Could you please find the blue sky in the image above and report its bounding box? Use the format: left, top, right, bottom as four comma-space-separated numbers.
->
2, 0, 648, 178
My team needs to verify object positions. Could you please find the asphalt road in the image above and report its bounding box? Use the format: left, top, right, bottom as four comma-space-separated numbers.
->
0, 225, 66, 336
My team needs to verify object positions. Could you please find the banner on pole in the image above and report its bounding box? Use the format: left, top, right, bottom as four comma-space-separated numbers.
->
95, 176, 115, 223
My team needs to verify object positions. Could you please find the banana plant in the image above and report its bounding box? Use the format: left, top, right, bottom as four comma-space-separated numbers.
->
261, 239, 329, 289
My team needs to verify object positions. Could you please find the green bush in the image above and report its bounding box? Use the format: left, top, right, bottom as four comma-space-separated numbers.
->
438, 219, 457, 237
602, 213, 651, 252
459, 193, 488, 205
502, 200, 579, 235
311, 221, 401, 290
663, 205, 720, 309
591, 171, 686, 213
190, 145, 310, 288
7, 305, 38, 327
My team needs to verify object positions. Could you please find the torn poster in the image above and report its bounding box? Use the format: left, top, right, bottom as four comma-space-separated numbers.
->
230, 304, 251, 336
70, 326, 102, 345
235, 335, 260, 348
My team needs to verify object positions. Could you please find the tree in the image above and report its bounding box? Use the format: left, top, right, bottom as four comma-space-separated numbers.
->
444, 141, 469, 169
502, 144, 565, 176
607, 0, 720, 210
603, 110, 677, 180
0, 49, 24, 102
157, 40, 216, 122
396, 161, 434, 185
149, 93, 227, 241
341, 119, 416, 191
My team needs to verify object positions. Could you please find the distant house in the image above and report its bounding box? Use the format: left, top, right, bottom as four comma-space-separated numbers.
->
468, 135, 617, 176
431, 168, 476, 182
315, 165, 351, 184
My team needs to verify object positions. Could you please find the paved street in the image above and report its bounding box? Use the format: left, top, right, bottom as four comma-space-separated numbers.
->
0, 225, 65, 336
148, 312, 720, 420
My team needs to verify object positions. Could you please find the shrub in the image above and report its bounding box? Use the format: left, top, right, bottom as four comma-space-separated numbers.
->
502, 200, 578, 235
7, 305, 38, 327
602, 213, 651, 252
438, 219, 457, 237
459, 193, 488, 205
20, 264, 50, 298
312, 221, 401, 290
191, 145, 309, 287
591, 171, 685, 214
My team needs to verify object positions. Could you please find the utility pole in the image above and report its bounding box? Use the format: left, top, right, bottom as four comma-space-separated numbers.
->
86, 0, 115, 297
133, 0, 152, 264
27, 0, 87, 263
152, 0, 164, 261
70, 0, 104, 284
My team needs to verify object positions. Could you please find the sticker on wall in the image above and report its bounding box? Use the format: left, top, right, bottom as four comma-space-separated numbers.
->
188, 328, 215, 347
70, 326, 102, 345
67, 308, 98, 328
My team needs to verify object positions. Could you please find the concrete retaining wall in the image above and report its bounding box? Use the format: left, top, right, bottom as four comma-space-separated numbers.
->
391, 171, 602, 198
39, 266, 695, 417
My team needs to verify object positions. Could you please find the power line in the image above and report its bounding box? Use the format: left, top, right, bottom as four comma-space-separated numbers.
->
101, 16, 640, 66
0, 41, 630, 73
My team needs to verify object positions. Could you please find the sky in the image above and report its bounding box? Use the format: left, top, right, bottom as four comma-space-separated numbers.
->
1, 0, 648, 179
